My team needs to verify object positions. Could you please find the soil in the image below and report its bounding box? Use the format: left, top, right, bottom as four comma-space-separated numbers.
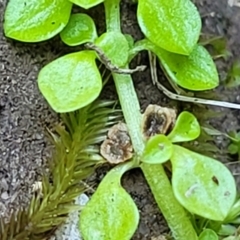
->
1, 0, 240, 239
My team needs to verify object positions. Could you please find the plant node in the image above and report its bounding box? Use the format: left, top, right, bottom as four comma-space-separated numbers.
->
85, 42, 147, 74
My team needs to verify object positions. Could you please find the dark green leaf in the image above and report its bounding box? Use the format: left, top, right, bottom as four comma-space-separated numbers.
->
201, 126, 225, 137
38, 51, 102, 113
200, 36, 231, 60
225, 60, 240, 88
137, 0, 201, 54
171, 145, 236, 221
4, 0, 72, 42
60, 13, 97, 46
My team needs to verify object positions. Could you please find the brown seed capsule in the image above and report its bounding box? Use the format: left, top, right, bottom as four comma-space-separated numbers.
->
142, 105, 176, 139
151, 236, 168, 240
107, 122, 131, 148
100, 122, 133, 164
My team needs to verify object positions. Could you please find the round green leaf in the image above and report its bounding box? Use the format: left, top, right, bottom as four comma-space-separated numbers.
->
60, 13, 98, 46
158, 45, 219, 90
80, 164, 139, 240
4, 0, 72, 42
199, 229, 218, 240
171, 145, 236, 221
142, 134, 173, 164
167, 111, 200, 143
137, 0, 201, 55
95, 31, 129, 67
69, 0, 103, 9
38, 51, 102, 113
133, 40, 219, 90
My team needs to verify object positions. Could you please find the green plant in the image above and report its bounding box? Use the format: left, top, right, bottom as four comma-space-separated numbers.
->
202, 126, 240, 159
228, 131, 240, 157
2, 0, 239, 239
225, 60, 240, 88
200, 35, 231, 60
0, 100, 121, 239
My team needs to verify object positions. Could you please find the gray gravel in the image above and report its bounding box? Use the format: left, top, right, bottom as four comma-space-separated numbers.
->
49, 194, 89, 240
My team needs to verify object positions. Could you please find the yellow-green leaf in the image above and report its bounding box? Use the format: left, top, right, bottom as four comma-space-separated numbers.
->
60, 13, 98, 46
158, 45, 219, 91
168, 112, 200, 143
95, 31, 129, 67
142, 134, 173, 164
4, 0, 72, 42
137, 0, 201, 55
80, 164, 139, 240
171, 145, 236, 221
38, 51, 102, 113
69, 0, 103, 9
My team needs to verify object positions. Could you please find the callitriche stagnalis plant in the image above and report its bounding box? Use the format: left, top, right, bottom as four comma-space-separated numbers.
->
3, 0, 240, 239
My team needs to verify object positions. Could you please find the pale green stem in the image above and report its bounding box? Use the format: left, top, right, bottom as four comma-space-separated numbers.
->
141, 163, 198, 240
112, 73, 145, 154
104, 1, 198, 239
104, 0, 121, 32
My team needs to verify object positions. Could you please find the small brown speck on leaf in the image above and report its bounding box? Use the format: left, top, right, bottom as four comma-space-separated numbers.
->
224, 191, 231, 197
212, 176, 219, 185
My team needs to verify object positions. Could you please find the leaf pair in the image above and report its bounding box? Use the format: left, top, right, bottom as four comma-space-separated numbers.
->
142, 111, 200, 164
4, 1, 129, 113
80, 111, 236, 239
142, 112, 236, 222
4, 0, 73, 42
5, 4, 129, 113
137, 0, 219, 91
80, 146, 236, 239
38, 29, 129, 113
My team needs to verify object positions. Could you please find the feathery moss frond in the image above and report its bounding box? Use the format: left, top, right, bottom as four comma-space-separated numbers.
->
0, 100, 122, 240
